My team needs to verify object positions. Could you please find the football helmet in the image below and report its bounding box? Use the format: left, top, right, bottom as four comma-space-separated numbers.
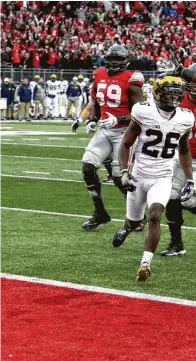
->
186, 82, 196, 99
105, 45, 130, 75
155, 59, 176, 79
153, 76, 185, 111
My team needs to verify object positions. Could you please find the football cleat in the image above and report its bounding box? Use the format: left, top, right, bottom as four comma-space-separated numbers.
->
112, 226, 131, 248
136, 263, 151, 282
134, 215, 147, 232
102, 176, 113, 184
82, 211, 111, 230
161, 244, 186, 256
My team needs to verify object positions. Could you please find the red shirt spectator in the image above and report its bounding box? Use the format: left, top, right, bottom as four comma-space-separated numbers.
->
12, 47, 21, 66
32, 51, 41, 68
47, 48, 60, 66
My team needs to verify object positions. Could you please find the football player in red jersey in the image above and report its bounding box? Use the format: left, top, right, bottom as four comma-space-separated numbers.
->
161, 79, 196, 256
74, 44, 144, 230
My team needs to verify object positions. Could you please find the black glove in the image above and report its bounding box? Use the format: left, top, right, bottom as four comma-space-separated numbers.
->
71, 117, 82, 133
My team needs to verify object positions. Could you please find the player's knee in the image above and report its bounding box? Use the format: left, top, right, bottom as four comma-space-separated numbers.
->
166, 199, 183, 225
148, 204, 163, 225
82, 162, 98, 185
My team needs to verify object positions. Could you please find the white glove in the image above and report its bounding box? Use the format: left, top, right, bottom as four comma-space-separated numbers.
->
86, 121, 97, 134
98, 112, 118, 129
181, 180, 194, 202
121, 169, 137, 192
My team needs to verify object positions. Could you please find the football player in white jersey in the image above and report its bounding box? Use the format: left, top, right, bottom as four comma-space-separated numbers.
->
45, 74, 59, 119
113, 76, 194, 281
59, 78, 69, 118
142, 80, 154, 102
77, 74, 86, 115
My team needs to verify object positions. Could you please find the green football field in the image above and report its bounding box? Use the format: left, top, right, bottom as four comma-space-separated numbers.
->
1, 121, 196, 300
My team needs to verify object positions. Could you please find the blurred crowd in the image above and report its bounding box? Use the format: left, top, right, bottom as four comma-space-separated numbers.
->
1, 1, 196, 71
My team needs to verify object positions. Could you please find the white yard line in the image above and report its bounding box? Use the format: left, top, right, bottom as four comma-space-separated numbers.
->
48, 137, 89, 141
22, 138, 40, 141
1, 174, 113, 185
1, 131, 75, 136
2, 142, 85, 149
1, 206, 196, 231
62, 170, 81, 173
0, 139, 13, 141
22, 171, 50, 175
1, 126, 13, 129
1, 273, 196, 306
1, 155, 82, 162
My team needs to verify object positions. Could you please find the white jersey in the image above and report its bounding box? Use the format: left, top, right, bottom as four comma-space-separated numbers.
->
60, 80, 69, 94
30, 81, 37, 99
142, 83, 153, 101
131, 101, 194, 178
46, 80, 59, 96
78, 81, 86, 92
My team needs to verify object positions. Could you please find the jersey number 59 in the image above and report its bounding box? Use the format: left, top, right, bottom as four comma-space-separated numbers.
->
96, 83, 121, 108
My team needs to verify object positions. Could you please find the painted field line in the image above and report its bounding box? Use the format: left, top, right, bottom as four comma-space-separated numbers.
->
22, 171, 50, 175
1, 174, 113, 185
1, 272, 196, 306
48, 137, 88, 141
2, 142, 85, 149
22, 138, 40, 141
0, 139, 13, 141
1, 155, 82, 162
1, 131, 74, 136
62, 170, 81, 173
1, 126, 13, 129
1, 206, 196, 231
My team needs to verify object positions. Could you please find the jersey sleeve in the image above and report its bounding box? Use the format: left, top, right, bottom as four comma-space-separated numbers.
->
130, 102, 144, 127
180, 108, 195, 133
128, 71, 144, 87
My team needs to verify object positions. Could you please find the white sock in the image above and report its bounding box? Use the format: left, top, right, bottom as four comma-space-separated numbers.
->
141, 251, 154, 267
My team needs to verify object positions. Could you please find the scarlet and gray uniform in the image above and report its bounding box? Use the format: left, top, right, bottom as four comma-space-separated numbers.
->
82, 67, 144, 177
171, 91, 196, 208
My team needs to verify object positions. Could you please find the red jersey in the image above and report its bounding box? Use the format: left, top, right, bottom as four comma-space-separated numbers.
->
91, 67, 144, 125
180, 91, 196, 158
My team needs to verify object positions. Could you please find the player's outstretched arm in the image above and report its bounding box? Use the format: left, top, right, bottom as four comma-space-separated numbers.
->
128, 84, 144, 110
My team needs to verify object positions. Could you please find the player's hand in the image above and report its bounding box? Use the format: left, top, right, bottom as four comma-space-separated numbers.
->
120, 169, 137, 192
98, 112, 118, 129
181, 180, 194, 202
71, 117, 82, 133
86, 120, 97, 134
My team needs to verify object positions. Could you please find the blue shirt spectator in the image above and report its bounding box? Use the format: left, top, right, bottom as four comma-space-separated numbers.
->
0, 78, 15, 105
18, 79, 32, 103
66, 80, 82, 98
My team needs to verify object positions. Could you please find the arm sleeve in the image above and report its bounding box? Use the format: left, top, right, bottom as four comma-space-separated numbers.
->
181, 68, 195, 83
128, 71, 145, 87
130, 102, 143, 127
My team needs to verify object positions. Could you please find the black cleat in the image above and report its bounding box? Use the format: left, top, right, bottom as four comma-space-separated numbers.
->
161, 245, 186, 256
112, 226, 131, 248
102, 176, 113, 184
82, 211, 111, 230
134, 215, 147, 232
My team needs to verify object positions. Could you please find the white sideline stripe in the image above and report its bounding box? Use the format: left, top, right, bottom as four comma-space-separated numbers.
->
22, 171, 50, 175
1, 273, 196, 307
1, 174, 114, 185
62, 170, 81, 173
1, 126, 13, 129
1, 155, 82, 162
1, 131, 74, 136
2, 142, 85, 149
0, 139, 13, 141
1, 207, 196, 230
22, 138, 40, 141
48, 137, 88, 141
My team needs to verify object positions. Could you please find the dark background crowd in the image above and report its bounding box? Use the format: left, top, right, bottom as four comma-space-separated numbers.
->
1, 1, 196, 71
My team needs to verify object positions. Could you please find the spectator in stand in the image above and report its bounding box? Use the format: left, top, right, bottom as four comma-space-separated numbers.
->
0, 77, 15, 120
18, 78, 32, 121
46, 47, 60, 69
